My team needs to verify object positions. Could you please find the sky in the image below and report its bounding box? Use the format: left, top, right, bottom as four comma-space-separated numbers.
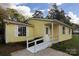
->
0, 3, 79, 24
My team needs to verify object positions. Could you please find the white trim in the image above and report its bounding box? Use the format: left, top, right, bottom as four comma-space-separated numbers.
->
43, 25, 46, 36
27, 37, 51, 53
15, 25, 18, 37
51, 23, 54, 43
26, 26, 29, 48
58, 24, 60, 42
17, 25, 27, 36
5, 23, 7, 43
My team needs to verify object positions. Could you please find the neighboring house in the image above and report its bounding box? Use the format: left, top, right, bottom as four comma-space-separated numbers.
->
73, 27, 79, 34
72, 23, 79, 34
1, 18, 72, 53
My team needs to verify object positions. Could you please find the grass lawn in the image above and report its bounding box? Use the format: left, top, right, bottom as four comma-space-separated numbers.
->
51, 34, 79, 56
0, 42, 26, 56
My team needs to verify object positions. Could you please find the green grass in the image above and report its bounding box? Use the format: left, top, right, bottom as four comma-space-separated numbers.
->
51, 34, 79, 56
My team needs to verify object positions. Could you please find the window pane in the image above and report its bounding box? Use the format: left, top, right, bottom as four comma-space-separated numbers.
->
18, 26, 23, 36
69, 28, 70, 34
63, 26, 65, 34
23, 27, 26, 36
18, 26, 26, 36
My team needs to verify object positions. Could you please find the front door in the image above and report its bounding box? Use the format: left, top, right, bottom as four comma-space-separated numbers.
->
44, 26, 50, 42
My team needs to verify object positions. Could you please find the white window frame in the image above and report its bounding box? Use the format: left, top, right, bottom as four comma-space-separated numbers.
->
15, 25, 18, 37
15, 25, 27, 37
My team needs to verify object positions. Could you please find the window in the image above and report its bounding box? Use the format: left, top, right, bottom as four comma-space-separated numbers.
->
62, 26, 65, 34
69, 28, 71, 34
18, 26, 26, 36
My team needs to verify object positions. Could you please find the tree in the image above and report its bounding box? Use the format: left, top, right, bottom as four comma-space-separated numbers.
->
46, 3, 72, 26
16, 13, 26, 22
0, 6, 8, 29
51, 3, 58, 10
32, 10, 44, 18
59, 9, 66, 22
65, 15, 72, 25
7, 8, 18, 21
0, 6, 8, 20
46, 3, 60, 20
7, 8, 26, 22
0, 7, 9, 43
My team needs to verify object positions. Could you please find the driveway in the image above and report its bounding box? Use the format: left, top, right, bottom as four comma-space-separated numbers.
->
11, 48, 71, 56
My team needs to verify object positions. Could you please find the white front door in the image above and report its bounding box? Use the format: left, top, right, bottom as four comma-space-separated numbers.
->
44, 26, 50, 42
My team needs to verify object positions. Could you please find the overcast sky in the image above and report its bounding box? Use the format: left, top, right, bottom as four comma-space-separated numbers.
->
0, 3, 79, 25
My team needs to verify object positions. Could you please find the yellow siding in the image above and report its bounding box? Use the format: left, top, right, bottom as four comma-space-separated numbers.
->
5, 20, 52, 43
53, 24, 59, 41
50, 23, 53, 40
26, 26, 35, 40
28, 20, 52, 39
5, 23, 33, 43
59, 24, 72, 42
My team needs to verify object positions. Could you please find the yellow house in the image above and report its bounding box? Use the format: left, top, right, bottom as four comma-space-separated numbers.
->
28, 18, 72, 42
27, 18, 72, 53
2, 18, 72, 53
3, 18, 72, 43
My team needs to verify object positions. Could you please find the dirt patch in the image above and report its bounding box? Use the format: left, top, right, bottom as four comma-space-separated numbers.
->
0, 42, 26, 56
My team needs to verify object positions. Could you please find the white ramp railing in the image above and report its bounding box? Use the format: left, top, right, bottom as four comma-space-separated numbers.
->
26, 37, 52, 53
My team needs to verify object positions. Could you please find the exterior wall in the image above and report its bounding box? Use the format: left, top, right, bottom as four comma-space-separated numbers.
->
5, 23, 33, 43
26, 26, 35, 40
53, 24, 59, 41
28, 19, 53, 40
50, 23, 53, 40
5, 19, 72, 43
5, 19, 53, 43
59, 24, 72, 42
